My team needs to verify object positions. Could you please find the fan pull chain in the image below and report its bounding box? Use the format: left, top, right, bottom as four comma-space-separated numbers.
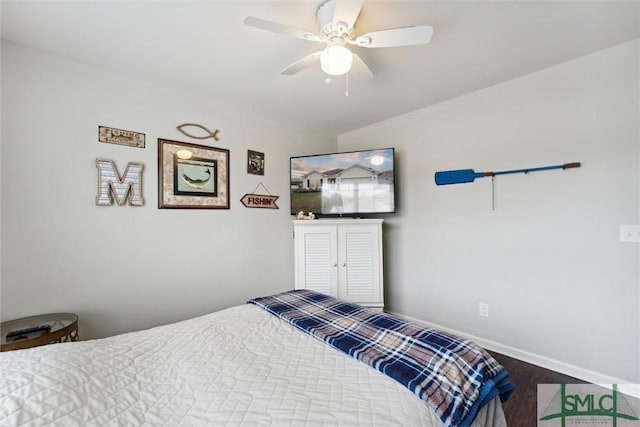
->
345, 72, 349, 97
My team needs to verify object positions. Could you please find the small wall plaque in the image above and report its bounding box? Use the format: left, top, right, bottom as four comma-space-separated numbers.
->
99, 126, 145, 148
240, 183, 279, 209
247, 150, 265, 175
240, 193, 279, 209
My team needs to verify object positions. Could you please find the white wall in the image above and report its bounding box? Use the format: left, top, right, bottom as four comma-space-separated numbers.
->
0, 40, 335, 339
339, 40, 640, 383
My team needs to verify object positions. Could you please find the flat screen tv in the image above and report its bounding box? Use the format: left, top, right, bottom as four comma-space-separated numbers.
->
290, 148, 395, 217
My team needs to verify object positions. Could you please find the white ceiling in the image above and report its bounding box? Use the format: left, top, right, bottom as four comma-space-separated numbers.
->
2, 1, 639, 138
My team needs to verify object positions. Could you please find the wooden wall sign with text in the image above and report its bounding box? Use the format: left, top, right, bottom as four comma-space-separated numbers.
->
241, 183, 278, 209
240, 193, 279, 209
99, 126, 145, 148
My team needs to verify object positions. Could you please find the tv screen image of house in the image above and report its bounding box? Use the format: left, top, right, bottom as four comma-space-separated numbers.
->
290, 148, 395, 216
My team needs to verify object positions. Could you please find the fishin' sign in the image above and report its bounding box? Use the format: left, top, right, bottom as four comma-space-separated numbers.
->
240, 193, 279, 209
240, 183, 279, 209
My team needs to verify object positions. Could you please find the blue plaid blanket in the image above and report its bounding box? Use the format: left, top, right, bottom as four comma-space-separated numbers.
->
248, 290, 514, 427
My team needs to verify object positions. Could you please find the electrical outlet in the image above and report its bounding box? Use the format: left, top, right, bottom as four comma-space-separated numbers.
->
478, 302, 489, 318
620, 224, 640, 243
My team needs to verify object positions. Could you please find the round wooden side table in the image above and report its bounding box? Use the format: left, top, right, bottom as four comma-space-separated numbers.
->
1, 313, 79, 352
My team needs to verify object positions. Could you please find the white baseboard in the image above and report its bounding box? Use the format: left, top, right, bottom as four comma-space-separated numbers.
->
385, 310, 632, 387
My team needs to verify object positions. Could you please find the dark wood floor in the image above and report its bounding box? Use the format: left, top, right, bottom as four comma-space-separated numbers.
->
489, 351, 586, 427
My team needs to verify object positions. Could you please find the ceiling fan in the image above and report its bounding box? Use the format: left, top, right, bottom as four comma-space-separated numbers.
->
244, 0, 433, 79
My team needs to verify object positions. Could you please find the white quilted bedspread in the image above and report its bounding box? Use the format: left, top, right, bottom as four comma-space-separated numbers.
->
0, 304, 506, 426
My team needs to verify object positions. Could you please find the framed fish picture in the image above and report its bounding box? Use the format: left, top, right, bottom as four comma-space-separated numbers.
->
158, 139, 229, 209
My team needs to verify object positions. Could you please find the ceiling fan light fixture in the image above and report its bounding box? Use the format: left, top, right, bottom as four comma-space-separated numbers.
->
245, 0, 433, 80
320, 44, 353, 76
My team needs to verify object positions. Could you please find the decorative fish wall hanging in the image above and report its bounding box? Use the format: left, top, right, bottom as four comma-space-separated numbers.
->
176, 123, 220, 141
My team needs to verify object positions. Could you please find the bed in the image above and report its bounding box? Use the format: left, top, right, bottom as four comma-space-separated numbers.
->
0, 290, 513, 426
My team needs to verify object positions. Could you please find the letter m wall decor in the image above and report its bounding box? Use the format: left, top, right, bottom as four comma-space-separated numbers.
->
96, 158, 144, 206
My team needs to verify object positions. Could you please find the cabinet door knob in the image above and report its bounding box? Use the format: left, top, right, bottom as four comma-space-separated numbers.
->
342, 263, 347, 267
333, 263, 338, 267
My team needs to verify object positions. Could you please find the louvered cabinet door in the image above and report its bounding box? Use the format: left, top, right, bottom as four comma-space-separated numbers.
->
293, 219, 383, 310
294, 224, 338, 297
337, 224, 382, 306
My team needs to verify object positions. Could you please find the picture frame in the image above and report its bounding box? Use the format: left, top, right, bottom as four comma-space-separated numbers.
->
247, 150, 265, 175
158, 138, 229, 209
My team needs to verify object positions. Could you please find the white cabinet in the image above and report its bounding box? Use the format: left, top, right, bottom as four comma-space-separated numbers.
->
293, 219, 384, 309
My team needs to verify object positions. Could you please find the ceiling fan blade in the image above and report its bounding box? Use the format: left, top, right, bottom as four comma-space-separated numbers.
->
350, 53, 373, 80
280, 51, 323, 75
332, 0, 365, 30
351, 25, 433, 48
245, 17, 324, 42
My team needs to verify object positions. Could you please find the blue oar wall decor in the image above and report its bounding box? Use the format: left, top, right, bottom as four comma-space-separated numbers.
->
435, 162, 581, 209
